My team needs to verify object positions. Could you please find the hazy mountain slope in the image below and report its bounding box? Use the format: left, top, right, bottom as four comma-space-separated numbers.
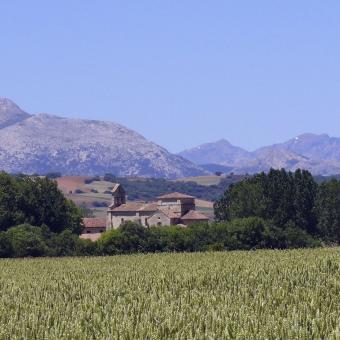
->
178, 139, 254, 166
281, 133, 340, 161
179, 135, 340, 175
0, 98, 31, 129
0, 98, 205, 178
250, 146, 318, 173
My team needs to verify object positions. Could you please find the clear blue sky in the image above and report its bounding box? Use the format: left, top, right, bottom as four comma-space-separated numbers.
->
1, 1, 340, 152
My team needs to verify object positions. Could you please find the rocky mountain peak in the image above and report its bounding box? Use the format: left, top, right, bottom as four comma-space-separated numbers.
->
0, 97, 31, 129
0, 98, 25, 114
0, 98, 205, 178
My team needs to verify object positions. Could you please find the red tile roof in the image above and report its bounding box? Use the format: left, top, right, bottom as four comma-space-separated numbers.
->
109, 202, 144, 212
157, 192, 195, 199
109, 202, 158, 213
83, 218, 107, 228
160, 210, 182, 219
139, 203, 158, 211
181, 210, 209, 220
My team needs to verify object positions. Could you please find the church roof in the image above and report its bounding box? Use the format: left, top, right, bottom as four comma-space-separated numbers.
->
181, 210, 209, 220
83, 218, 106, 228
110, 202, 144, 212
139, 203, 158, 211
157, 192, 195, 200
110, 202, 158, 213
161, 210, 182, 219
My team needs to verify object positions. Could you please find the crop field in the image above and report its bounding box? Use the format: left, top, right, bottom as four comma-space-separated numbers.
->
175, 175, 223, 186
2, 249, 340, 339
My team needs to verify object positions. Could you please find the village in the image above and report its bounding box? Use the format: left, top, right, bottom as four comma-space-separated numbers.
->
80, 183, 210, 241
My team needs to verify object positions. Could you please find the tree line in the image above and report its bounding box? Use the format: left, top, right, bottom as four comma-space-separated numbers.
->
96, 169, 340, 254
0, 169, 340, 257
214, 168, 340, 244
101, 173, 245, 202
0, 217, 319, 258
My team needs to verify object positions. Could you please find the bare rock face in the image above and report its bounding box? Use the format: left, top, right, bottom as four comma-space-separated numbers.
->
0, 98, 205, 178
0, 98, 31, 128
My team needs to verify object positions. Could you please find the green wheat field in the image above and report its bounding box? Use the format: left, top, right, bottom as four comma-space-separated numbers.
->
1, 249, 340, 339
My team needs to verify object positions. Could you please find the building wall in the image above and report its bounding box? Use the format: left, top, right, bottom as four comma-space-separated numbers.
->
107, 211, 155, 229
83, 227, 106, 234
157, 198, 195, 215
111, 186, 126, 208
147, 211, 171, 227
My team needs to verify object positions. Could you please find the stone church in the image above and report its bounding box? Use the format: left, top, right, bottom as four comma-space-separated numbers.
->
106, 184, 209, 229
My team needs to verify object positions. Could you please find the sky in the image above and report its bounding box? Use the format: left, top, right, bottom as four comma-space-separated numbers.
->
1, 1, 340, 153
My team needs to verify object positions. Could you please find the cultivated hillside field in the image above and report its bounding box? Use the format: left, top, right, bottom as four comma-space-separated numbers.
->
56, 176, 215, 218
175, 175, 223, 186
1, 249, 340, 339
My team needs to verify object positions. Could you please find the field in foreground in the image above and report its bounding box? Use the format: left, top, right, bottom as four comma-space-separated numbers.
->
1, 249, 340, 339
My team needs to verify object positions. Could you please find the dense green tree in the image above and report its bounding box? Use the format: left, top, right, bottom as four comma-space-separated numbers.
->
0, 174, 83, 234
292, 169, 317, 234
263, 169, 295, 226
224, 217, 266, 250
0, 173, 20, 230
118, 221, 148, 252
97, 229, 125, 255
6, 224, 47, 257
0, 232, 12, 257
214, 169, 318, 233
315, 179, 340, 242
97, 218, 319, 256
16, 176, 83, 234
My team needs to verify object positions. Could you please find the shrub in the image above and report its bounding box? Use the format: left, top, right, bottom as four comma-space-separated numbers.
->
45, 172, 62, 179
103, 173, 116, 182
92, 201, 108, 208
6, 224, 47, 257
84, 176, 101, 184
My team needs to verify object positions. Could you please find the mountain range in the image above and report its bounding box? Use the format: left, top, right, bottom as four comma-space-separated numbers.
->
0, 98, 205, 179
1, 97, 340, 178
178, 135, 340, 176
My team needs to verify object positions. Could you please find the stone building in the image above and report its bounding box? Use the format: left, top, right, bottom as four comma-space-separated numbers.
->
80, 217, 107, 241
106, 188, 209, 229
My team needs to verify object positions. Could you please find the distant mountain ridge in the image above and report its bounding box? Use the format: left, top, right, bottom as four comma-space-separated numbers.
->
3, 97, 340, 177
0, 98, 205, 179
179, 139, 254, 166
178, 134, 340, 176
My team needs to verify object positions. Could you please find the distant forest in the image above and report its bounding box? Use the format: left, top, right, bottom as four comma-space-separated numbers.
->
32, 171, 340, 204
101, 173, 247, 202
89, 172, 340, 202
